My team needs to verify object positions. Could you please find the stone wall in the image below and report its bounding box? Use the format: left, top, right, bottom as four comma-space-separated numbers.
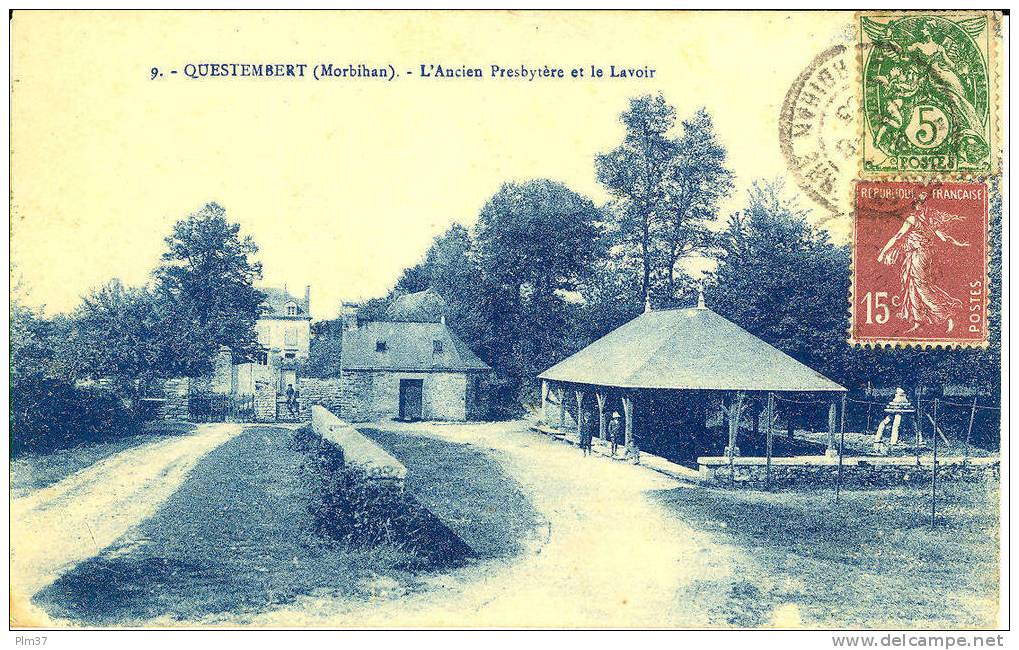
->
311, 405, 406, 486
339, 370, 375, 422
154, 366, 483, 424
299, 377, 345, 420
339, 370, 471, 422
158, 377, 190, 421
254, 384, 277, 422
698, 455, 999, 489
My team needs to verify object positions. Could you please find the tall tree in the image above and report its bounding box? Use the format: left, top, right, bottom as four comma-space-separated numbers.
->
662, 109, 734, 296
708, 180, 850, 382
597, 96, 733, 303
596, 94, 676, 304
153, 202, 264, 374
473, 180, 603, 386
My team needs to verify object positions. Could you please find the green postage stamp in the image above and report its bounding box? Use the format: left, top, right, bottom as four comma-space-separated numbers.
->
859, 11, 999, 176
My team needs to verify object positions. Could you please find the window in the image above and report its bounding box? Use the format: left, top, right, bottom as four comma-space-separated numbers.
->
284, 352, 296, 360
376, 340, 388, 353
256, 351, 269, 366
287, 303, 298, 316
433, 340, 444, 354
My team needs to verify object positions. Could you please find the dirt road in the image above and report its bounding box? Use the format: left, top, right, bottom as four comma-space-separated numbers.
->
10, 423, 244, 625
252, 421, 767, 627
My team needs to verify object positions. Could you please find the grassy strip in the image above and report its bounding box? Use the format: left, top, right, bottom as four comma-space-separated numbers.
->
654, 482, 999, 627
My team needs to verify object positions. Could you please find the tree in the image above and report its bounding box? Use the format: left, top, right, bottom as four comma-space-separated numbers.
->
304, 319, 344, 378
707, 180, 851, 382
153, 202, 264, 374
473, 180, 603, 390
65, 280, 167, 389
393, 262, 431, 294
596, 94, 677, 304
597, 96, 733, 303
662, 109, 734, 296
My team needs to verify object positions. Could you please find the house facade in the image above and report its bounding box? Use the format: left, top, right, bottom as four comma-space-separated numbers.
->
340, 319, 492, 422
256, 285, 312, 361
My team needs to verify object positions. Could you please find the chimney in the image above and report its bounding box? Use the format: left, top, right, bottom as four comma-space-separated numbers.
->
304, 285, 311, 316
644, 294, 652, 314
342, 301, 359, 331
697, 290, 706, 310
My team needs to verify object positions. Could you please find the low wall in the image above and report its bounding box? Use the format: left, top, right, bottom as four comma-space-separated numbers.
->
697, 455, 999, 489
311, 405, 407, 485
299, 377, 345, 420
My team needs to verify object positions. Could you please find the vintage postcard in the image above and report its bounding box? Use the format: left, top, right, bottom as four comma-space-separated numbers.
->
8, 9, 1006, 636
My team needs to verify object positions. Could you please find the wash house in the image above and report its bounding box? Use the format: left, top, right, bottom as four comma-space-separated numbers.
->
537, 295, 847, 465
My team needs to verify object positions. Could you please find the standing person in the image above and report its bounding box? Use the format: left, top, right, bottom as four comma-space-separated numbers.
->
608, 412, 622, 457
286, 384, 296, 417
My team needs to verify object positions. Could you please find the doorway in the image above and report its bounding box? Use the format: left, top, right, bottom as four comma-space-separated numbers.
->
399, 378, 424, 421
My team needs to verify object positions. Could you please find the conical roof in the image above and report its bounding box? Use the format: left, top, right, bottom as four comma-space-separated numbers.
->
538, 306, 845, 392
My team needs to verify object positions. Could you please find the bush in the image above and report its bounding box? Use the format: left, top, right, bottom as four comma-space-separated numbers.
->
291, 426, 473, 568
10, 375, 138, 456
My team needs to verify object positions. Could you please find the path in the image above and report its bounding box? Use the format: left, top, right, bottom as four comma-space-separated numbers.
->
10, 422, 244, 625
252, 420, 760, 628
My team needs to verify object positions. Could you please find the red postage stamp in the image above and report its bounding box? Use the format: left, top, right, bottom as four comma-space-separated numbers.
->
851, 181, 989, 346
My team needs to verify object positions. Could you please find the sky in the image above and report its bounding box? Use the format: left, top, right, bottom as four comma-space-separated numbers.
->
12, 10, 854, 319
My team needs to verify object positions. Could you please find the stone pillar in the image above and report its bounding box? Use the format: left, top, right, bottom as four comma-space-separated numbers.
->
541, 380, 550, 424
596, 392, 607, 440
212, 346, 234, 395
827, 401, 838, 457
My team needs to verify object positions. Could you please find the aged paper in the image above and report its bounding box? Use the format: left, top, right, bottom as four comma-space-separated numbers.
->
9, 10, 1005, 631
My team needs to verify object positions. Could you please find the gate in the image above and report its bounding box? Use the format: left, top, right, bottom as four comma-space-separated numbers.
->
188, 389, 255, 422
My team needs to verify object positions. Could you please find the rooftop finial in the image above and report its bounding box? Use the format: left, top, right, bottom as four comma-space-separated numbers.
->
644, 294, 652, 313
697, 288, 706, 310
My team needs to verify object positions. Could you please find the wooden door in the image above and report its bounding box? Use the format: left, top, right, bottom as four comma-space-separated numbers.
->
399, 379, 424, 421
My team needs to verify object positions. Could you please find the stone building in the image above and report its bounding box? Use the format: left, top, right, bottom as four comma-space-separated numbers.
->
256, 285, 312, 362
339, 319, 492, 421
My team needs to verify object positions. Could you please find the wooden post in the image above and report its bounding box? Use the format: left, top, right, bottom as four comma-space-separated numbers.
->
964, 396, 977, 462
826, 402, 837, 456
836, 393, 847, 504
557, 385, 566, 432
540, 380, 550, 424
575, 390, 585, 440
915, 388, 923, 466
622, 394, 634, 458
596, 392, 607, 440
766, 392, 774, 490
727, 392, 745, 488
931, 398, 939, 527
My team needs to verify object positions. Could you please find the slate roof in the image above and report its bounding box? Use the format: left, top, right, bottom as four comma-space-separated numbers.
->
341, 321, 491, 372
386, 288, 448, 322
260, 287, 311, 319
538, 306, 846, 392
